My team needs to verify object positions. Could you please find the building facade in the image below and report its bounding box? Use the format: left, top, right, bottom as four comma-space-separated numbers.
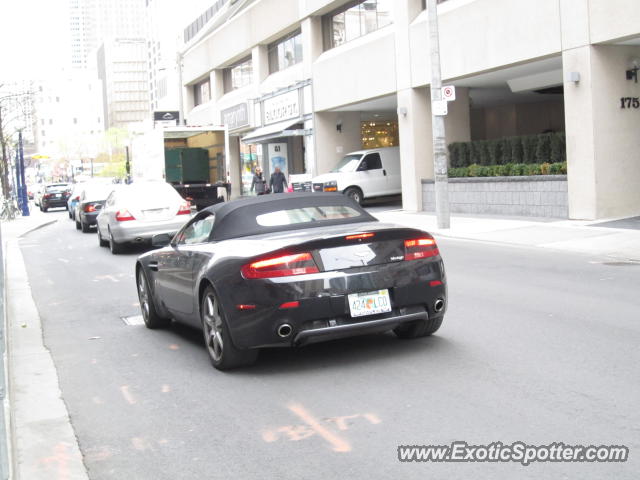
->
181, 0, 640, 220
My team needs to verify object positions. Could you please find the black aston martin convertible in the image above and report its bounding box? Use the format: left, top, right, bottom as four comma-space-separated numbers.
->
135, 192, 447, 370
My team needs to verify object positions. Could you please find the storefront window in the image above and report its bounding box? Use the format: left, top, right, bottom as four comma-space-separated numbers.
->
193, 78, 210, 106
240, 142, 262, 195
361, 121, 399, 149
327, 0, 393, 49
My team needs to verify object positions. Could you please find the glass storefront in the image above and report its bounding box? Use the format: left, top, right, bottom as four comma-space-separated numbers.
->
240, 142, 262, 195
361, 120, 399, 148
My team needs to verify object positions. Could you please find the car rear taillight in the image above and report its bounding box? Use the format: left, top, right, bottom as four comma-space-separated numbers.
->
84, 204, 97, 213
116, 209, 135, 221
177, 203, 191, 215
241, 252, 319, 279
74, 196, 80, 201
404, 237, 439, 260
43, 193, 52, 199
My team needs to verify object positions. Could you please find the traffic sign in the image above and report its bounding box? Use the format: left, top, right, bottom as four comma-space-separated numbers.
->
442, 85, 456, 102
432, 100, 448, 116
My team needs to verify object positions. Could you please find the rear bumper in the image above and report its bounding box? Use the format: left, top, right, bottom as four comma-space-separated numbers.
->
110, 217, 189, 243
42, 198, 69, 208
218, 258, 447, 349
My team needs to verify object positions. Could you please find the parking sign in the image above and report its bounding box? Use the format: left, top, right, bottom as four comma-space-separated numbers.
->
442, 85, 456, 101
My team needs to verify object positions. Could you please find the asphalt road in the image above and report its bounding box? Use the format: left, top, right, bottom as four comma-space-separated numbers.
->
19, 209, 640, 480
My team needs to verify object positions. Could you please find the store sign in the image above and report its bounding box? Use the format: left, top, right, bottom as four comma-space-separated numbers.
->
153, 111, 179, 127
263, 90, 300, 125
221, 103, 249, 130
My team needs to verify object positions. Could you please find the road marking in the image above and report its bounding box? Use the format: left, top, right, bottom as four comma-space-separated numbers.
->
287, 403, 351, 453
57, 258, 69, 263
121, 315, 145, 326
161, 384, 171, 393
262, 408, 381, 452
168, 344, 179, 350
120, 385, 137, 405
38, 442, 70, 480
92, 396, 103, 405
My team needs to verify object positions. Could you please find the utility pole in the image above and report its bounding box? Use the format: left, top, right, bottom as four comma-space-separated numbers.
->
17, 131, 29, 216
176, 51, 185, 126
427, 0, 450, 229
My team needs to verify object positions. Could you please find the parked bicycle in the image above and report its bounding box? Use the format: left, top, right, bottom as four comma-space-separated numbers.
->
0, 197, 20, 221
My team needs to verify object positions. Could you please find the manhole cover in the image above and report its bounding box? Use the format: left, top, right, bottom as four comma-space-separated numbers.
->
121, 315, 145, 326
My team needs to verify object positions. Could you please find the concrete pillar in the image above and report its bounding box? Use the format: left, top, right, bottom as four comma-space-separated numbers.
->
397, 87, 433, 212
228, 136, 242, 199
313, 111, 361, 175
252, 45, 269, 85
444, 87, 471, 145
211, 70, 224, 101
564, 44, 640, 219
301, 16, 322, 79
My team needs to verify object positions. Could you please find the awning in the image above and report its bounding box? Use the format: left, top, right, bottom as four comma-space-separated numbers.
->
241, 118, 306, 143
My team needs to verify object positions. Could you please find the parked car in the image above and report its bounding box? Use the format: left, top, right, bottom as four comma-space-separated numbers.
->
96, 181, 192, 254
135, 192, 447, 370
75, 183, 116, 233
39, 183, 71, 212
67, 183, 87, 220
312, 146, 401, 204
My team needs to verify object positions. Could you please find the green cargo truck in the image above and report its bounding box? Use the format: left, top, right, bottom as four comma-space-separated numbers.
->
131, 127, 231, 210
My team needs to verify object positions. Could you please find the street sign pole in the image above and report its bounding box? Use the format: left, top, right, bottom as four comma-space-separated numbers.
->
427, 0, 450, 229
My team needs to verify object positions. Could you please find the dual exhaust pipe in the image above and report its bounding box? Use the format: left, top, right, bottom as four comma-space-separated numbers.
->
277, 299, 444, 338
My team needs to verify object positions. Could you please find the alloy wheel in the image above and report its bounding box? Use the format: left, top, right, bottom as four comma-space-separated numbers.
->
137, 271, 150, 321
202, 294, 224, 362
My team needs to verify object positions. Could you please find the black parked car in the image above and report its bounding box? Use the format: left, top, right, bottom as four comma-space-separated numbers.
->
40, 183, 71, 212
135, 193, 447, 370
75, 183, 116, 233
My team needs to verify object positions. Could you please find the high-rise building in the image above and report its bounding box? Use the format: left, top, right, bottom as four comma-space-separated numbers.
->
69, 0, 147, 70
97, 39, 150, 129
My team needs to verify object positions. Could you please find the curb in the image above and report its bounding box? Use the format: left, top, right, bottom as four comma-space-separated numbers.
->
17, 219, 58, 239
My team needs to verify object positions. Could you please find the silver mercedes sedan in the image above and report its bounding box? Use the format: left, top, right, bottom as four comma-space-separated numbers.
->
96, 181, 193, 254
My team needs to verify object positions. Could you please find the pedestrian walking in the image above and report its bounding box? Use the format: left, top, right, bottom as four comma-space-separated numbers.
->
269, 166, 288, 194
250, 167, 267, 195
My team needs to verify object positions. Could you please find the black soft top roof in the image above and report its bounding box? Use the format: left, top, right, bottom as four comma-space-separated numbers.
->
201, 192, 377, 240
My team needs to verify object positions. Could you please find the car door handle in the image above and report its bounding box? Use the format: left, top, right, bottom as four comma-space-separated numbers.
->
149, 261, 159, 272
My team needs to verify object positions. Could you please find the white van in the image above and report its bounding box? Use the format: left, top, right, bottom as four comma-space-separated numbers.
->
312, 146, 401, 204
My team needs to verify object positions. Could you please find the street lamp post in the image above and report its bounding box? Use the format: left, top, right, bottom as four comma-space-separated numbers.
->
17, 130, 29, 216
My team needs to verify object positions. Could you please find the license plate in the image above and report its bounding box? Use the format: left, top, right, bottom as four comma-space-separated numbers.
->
348, 289, 392, 318
143, 208, 168, 220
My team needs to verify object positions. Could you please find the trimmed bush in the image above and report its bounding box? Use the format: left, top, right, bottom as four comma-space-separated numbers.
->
550, 133, 565, 164
522, 135, 537, 164
448, 162, 566, 178
535, 134, 551, 164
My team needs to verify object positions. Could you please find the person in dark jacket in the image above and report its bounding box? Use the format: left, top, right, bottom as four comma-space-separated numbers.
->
269, 166, 288, 194
250, 167, 267, 195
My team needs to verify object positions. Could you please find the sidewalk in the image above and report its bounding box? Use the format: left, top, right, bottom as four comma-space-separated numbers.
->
372, 210, 640, 261
1, 207, 88, 480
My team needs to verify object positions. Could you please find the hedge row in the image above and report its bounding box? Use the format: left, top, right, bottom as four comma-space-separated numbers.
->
448, 133, 566, 168
449, 162, 567, 178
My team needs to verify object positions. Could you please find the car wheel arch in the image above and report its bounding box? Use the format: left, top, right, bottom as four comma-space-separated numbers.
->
136, 262, 167, 317
343, 186, 364, 202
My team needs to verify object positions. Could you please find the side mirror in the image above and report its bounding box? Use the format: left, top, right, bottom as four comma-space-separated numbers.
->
151, 233, 173, 248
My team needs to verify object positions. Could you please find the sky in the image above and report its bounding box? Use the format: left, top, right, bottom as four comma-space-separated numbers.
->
0, 0, 69, 80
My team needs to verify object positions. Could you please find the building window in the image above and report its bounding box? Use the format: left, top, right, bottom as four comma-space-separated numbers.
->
325, 0, 392, 50
193, 77, 211, 106
361, 121, 399, 148
223, 57, 252, 93
268, 29, 303, 74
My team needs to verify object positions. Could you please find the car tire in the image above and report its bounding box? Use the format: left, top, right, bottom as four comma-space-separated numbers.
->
393, 316, 444, 339
200, 286, 258, 370
344, 187, 363, 205
42, 206, 48, 212
81, 221, 91, 233
75, 220, 81, 230
97, 228, 109, 247
109, 232, 125, 254
68, 211, 72, 219
137, 268, 170, 329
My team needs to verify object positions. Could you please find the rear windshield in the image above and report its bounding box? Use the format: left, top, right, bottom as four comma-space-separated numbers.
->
256, 205, 361, 227
120, 182, 178, 201
84, 185, 115, 200
46, 185, 69, 193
